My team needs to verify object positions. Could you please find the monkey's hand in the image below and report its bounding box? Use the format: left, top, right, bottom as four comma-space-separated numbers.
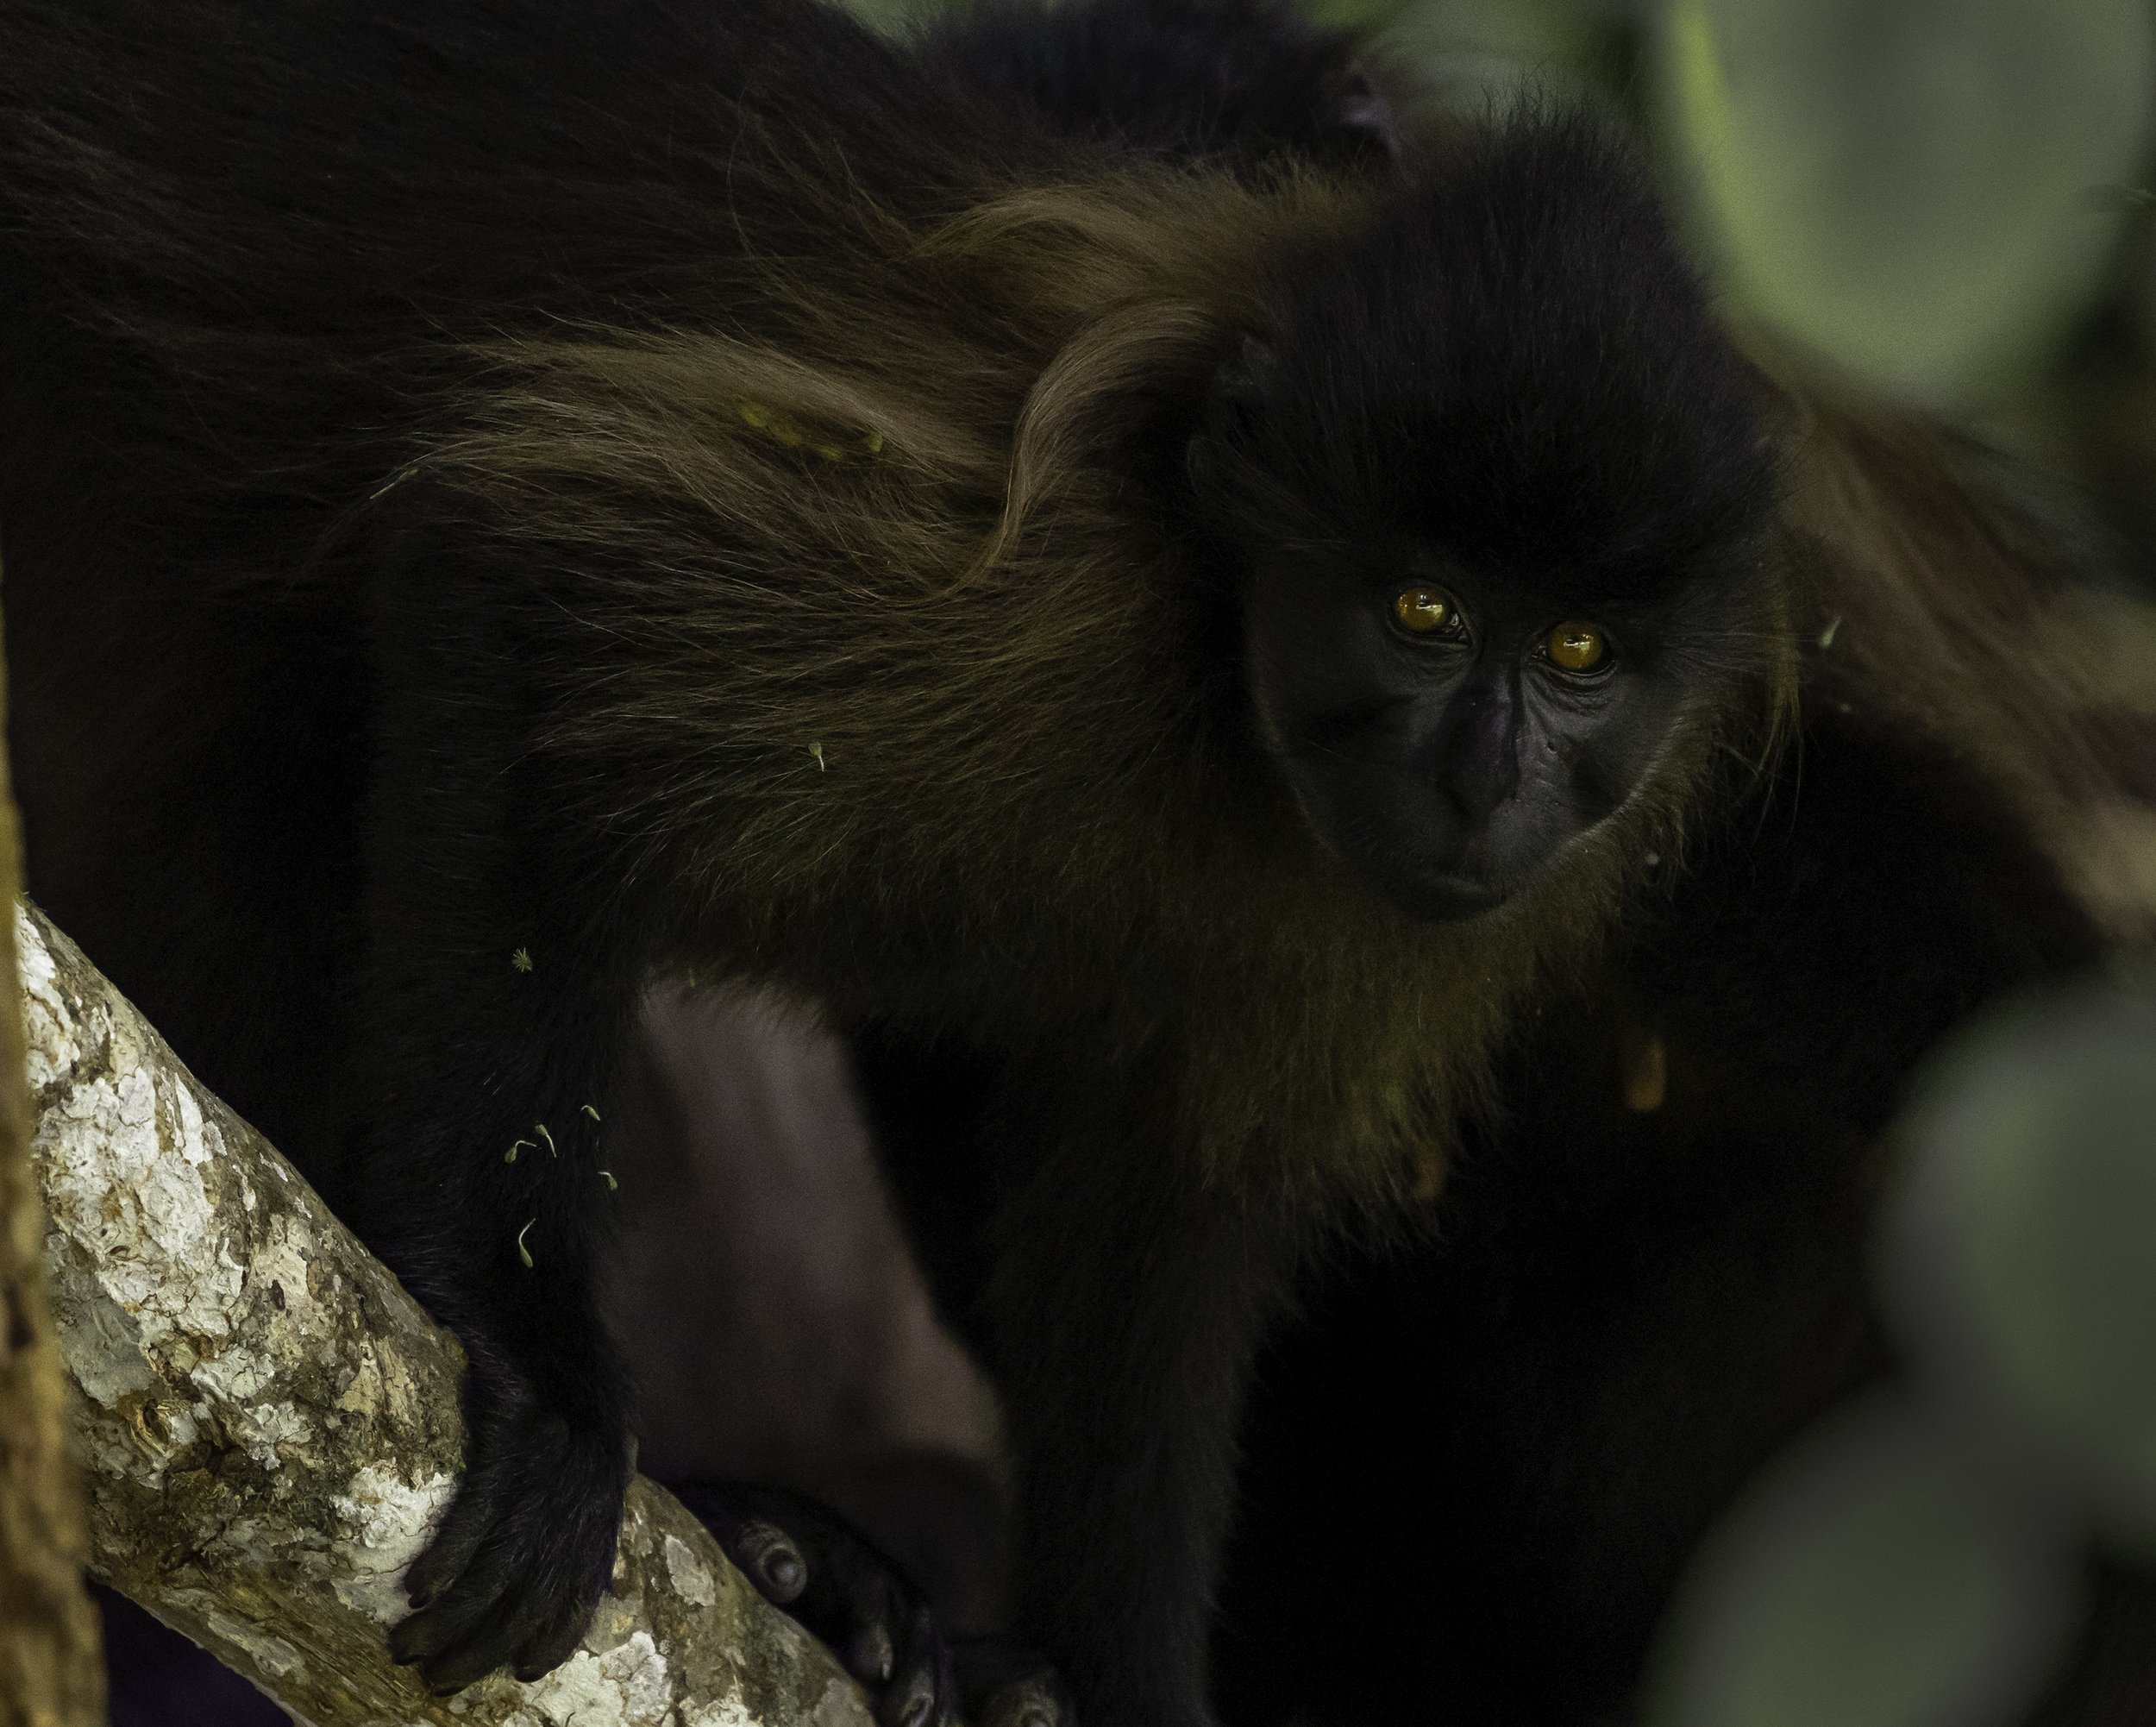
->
390, 1363, 633, 1691
674, 1481, 1074, 1727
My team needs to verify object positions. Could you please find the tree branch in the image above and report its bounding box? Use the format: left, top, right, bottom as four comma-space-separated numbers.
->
19, 899, 871, 1727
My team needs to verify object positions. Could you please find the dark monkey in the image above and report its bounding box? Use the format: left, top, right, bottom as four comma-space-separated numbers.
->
0, 0, 1972, 1724
649, 9, 2140, 1724
915, 0, 1398, 167
869, 8, 2138, 1722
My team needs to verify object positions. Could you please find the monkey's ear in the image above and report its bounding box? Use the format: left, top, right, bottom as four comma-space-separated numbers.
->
1188, 334, 1277, 494
1188, 333, 1280, 501
1210, 334, 1280, 419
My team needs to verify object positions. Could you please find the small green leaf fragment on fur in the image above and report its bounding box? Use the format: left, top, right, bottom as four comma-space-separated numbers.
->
517, 1219, 536, 1268
810, 741, 826, 771
581, 1103, 602, 1123
505, 1139, 534, 1165
535, 1122, 556, 1157
511, 946, 534, 972
599, 1169, 619, 1192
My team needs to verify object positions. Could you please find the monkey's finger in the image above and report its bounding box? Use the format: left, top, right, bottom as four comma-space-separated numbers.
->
678, 1480, 959, 1724
396, 1515, 608, 1692
876, 1599, 954, 1727
731, 1517, 811, 1605
401, 1485, 495, 1608
511, 1587, 605, 1684
415, 1598, 535, 1695
389, 1584, 513, 1686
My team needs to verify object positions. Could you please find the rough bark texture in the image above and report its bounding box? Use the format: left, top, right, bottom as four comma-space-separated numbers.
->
21, 900, 871, 1727
0, 606, 107, 1727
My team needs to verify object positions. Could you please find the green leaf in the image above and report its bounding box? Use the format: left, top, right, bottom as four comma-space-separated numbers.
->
1879, 977, 2156, 1548
1644, 1394, 2083, 1727
1660, 0, 2155, 401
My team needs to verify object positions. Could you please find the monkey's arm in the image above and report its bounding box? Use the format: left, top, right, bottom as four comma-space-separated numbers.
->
339, 510, 649, 1688
999, 1177, 1288, 1727
866, 1052, 1300, 1727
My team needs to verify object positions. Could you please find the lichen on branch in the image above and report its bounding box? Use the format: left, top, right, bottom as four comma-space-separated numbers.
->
20, 900, 869, 1727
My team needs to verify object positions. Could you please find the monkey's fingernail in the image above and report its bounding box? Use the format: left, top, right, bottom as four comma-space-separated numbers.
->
893, 1671, 935, 1727
736, 1521, 807, 1603
847, 1620, 895, 1686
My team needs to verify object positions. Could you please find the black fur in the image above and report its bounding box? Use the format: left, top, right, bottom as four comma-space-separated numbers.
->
0, 0, 1065, 1700
1189, 116, 1776, 584
1637, 710, 2105, 1131
918, 0, 1394, 166
0, 0, 2070, 1722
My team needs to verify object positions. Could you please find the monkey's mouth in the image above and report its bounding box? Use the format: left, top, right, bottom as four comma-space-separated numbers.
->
1345, 846, 1513, 923
1392, 869, 1508, 923
1274, 749, 1527, 922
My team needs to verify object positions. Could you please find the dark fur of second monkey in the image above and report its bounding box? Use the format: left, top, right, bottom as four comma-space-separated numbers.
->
1, 0, 1783, 1716
918, 0, 1389, 166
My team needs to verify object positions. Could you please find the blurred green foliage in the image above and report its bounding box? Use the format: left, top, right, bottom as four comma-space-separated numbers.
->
1664, 0, 2153, 405
1883, 981, 2156, 1551
1645, 977, 2156, 1727
843, 0, 2156, 535
1643, 1395, 2084, 1727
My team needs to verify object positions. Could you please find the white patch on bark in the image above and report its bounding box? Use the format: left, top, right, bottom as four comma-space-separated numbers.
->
664, 1535, 718, 1608
35, 1018, 247, 1359
511, 1632, 671, 1726
44, 1253, 155, 1409
332, 1463, 455, 1623
174, 1596, 305, 1679
811, 1679, 867, 1727
684, 1702, 761, 1727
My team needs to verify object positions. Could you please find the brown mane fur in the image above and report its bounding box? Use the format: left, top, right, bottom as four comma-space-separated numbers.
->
1788, 399, 2156, 945
412, 160, 1780, 1209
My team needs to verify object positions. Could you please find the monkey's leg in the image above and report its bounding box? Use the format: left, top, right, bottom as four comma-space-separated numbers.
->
983, 1137, 1298, 1727
339, 539, 646, 1690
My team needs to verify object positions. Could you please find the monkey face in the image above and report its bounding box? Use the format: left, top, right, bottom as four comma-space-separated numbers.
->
1188, 117, 1783, 921
1240, 546, 1757, 920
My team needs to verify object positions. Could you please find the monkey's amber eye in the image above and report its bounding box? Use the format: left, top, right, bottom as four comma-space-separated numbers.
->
1545, 622, 1608, 673
1393, 587, 1460, 636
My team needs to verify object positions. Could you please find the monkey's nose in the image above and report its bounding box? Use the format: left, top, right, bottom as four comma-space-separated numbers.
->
1444, 757, 1518, 826
1435, 681, 1520, 824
